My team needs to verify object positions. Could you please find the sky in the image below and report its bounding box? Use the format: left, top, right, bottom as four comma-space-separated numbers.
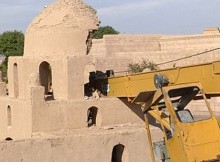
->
0, 0, 219, 35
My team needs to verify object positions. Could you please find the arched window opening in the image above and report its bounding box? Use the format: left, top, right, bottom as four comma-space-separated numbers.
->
111, 144, 125, 162
39, 61, 54, 100
13, 63, 19, 97
87, 107, 98, 127
7, 105, 12, 127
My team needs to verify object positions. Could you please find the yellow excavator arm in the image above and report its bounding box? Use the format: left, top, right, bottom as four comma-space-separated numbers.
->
107, 61, 220, 98
101, 61, 220, 162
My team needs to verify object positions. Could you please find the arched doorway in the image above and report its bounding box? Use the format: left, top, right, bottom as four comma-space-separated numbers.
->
87, 107, 98, 127
111, 144, 125, 162
39, 61, 53, 100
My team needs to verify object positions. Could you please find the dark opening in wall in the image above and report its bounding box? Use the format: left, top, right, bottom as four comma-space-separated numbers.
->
84, 70, 109, 98
5, 137, 13, 141
7, 105, 12, 127
111, 144, 125, 162
87, 107, 98, 127
39, 61, 54, 100
86, 31, 93, 55
13, 63, 19, 98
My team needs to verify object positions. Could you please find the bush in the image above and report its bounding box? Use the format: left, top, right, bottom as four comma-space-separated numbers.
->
0, 30, 24, 82
0, 60, 8, 82
128, 59, 158, 73
0, 30, 24, 57
92, 26, 119, 39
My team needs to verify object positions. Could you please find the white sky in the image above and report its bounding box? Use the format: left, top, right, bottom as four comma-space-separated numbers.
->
0, 0, 219, 34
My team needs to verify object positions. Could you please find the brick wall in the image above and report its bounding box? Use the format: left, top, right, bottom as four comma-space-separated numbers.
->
89, 31, 220, 112
90, 33, 220, 71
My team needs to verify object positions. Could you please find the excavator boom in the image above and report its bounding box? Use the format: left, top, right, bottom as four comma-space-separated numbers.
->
99, 61, 220, 162
107, 61, 220, 98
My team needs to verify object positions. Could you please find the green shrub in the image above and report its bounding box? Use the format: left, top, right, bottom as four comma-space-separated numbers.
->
128, 59, 158, 73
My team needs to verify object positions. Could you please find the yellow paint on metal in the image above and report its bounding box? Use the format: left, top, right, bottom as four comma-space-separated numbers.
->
107, 61, 220, 98
162, 83, 220, 162
106, 61, 220, 162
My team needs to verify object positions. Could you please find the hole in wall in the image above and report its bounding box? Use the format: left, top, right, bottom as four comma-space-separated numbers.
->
84, 70, 108, 99
86, 31, 93, 55
111, 144, 125, 162
87, 107, 98, 127
39, 61, 54, 101
5, 137, 13, 141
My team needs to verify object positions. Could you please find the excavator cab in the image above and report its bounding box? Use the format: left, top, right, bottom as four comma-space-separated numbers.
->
144, 83, 220, 162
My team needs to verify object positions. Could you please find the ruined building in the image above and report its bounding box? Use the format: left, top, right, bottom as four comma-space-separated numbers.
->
0, 0, 151, 161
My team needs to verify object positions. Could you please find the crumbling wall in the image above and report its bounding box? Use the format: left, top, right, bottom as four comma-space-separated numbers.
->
0, 125, 156, 162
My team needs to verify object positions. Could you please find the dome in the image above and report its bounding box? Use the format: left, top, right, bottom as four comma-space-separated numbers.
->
24, 0, 100, 57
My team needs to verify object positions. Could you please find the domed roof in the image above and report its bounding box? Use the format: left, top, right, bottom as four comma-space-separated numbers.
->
27, 0, 99, 33
24, 0, 100, 57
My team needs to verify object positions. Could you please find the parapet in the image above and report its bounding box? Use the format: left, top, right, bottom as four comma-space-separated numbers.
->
203, 27, 220, 35
24, 0, 100, 57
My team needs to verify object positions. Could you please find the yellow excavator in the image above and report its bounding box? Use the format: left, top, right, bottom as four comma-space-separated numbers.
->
97, 61, 220, 162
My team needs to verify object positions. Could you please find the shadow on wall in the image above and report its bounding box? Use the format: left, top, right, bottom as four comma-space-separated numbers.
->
120, 98, 163, 129
147, 113, 162, 129
119, 98, 145, 121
